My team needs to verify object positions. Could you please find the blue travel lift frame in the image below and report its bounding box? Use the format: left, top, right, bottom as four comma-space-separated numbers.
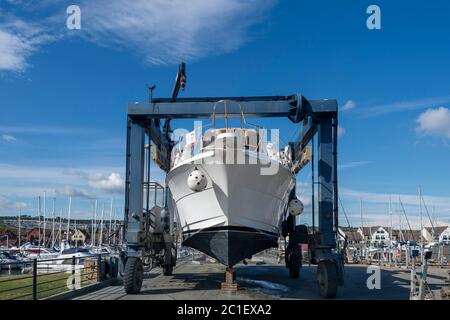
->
122, 70, 344, 298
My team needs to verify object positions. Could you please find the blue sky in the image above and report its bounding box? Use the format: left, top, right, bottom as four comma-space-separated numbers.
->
0, 0, 449, 229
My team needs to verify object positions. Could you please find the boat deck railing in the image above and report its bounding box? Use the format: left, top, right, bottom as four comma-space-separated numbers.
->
0, 253, 118, 300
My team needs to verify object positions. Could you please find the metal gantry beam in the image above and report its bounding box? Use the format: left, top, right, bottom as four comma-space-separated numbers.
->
128, 95, 337, 121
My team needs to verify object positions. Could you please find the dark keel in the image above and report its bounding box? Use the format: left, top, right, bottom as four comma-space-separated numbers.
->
182, 226, 278, 267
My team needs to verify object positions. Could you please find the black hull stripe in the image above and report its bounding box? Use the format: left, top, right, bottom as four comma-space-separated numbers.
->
182, 225, 278, 238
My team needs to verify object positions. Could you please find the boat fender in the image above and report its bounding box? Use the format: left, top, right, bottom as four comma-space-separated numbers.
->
288, 198, 304, 216
187, 168, 207, 192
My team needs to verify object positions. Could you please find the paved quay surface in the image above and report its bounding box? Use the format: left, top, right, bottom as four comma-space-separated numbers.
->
73, 257, 449, 300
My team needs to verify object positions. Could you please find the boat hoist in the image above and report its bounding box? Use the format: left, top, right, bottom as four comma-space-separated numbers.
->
122, 63, 344, 298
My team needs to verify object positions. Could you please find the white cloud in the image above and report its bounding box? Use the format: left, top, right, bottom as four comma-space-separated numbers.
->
87, 172, 124, 194
0, 194, 29, 211
55, 185, 93, 199
1, 0, 276, 72
62, 169, 124, 193
416, 107, 450, 139
338, 161, 371, 170
0, 163, 124, 198
297, 194, 311, 207
79, 0, 275, 65
1, 134, 16, 142
0, 125, 85, 135
367, 96, 450, 116
341, 100, 355, 111
340, 188, 450, 209
337, 126, 346, 138
0, 18, 55, 72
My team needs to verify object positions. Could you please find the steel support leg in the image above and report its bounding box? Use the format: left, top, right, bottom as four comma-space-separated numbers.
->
125, 118, 145, 252
317, 116, 335, 247
314, 115, 344, 297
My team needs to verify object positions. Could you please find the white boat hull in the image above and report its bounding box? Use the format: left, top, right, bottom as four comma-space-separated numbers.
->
167, 153, 295, 266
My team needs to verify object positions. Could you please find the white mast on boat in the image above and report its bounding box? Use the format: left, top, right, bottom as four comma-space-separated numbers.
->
389, 194, 392, 241
398, 194, 402, 242
113, 208, 116, 245
99, 203, 105, 246
419, 186, 424, 261
43, 191, 46, 247
91, 201, 95, 247
389, 194, 393, 264
360, 198, 365, 258
360, 198, 364, 234
51, 197, 56, 248
18, 208, 21, 249
66, 196, 72, 241
38, 196, 41, 248
93, 200, 97, 247
58, 208, 63, 246
108, 198, 113, 245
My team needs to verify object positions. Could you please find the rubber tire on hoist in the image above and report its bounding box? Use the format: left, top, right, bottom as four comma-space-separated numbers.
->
163, 242, 177, 276
288, 254, 300, 278
124, 257, 143, 294
163, 264, 173, 276
317, 260, 338, 298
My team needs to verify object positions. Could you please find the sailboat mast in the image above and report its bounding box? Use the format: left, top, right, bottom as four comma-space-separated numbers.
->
91, 201, 95, 246
38, 196, 41, 248
99, 203, 105, 246
18, 208, 21, 248
113, 208, 116, 245
389, 194, 392, 243
51, 198, 56, 248
419, 186, 424, 260
59, 208, 63, 246
360, 198, 364, 234
66, 196, 72, 241
43, 191, 46, 247
109, 198, 113, 245
398, 194, 402, 242
93, 200, 97, 247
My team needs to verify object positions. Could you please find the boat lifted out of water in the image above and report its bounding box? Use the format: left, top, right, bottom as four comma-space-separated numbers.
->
122, 63, 344, 298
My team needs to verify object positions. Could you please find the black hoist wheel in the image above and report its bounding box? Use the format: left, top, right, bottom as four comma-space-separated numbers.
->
288, 254, 300, 279
124, 257, 143, 294
317, 260, 338, 298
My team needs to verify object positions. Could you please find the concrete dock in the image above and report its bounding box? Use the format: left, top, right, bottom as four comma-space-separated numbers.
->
72, 257, 449, 300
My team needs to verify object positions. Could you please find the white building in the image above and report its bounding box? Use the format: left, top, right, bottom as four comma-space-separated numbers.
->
421, 226, 450, 243
71, 229, 86, 246
439, 227, 450, 244
370, 227, 390, 245
357, 226, 390, 246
